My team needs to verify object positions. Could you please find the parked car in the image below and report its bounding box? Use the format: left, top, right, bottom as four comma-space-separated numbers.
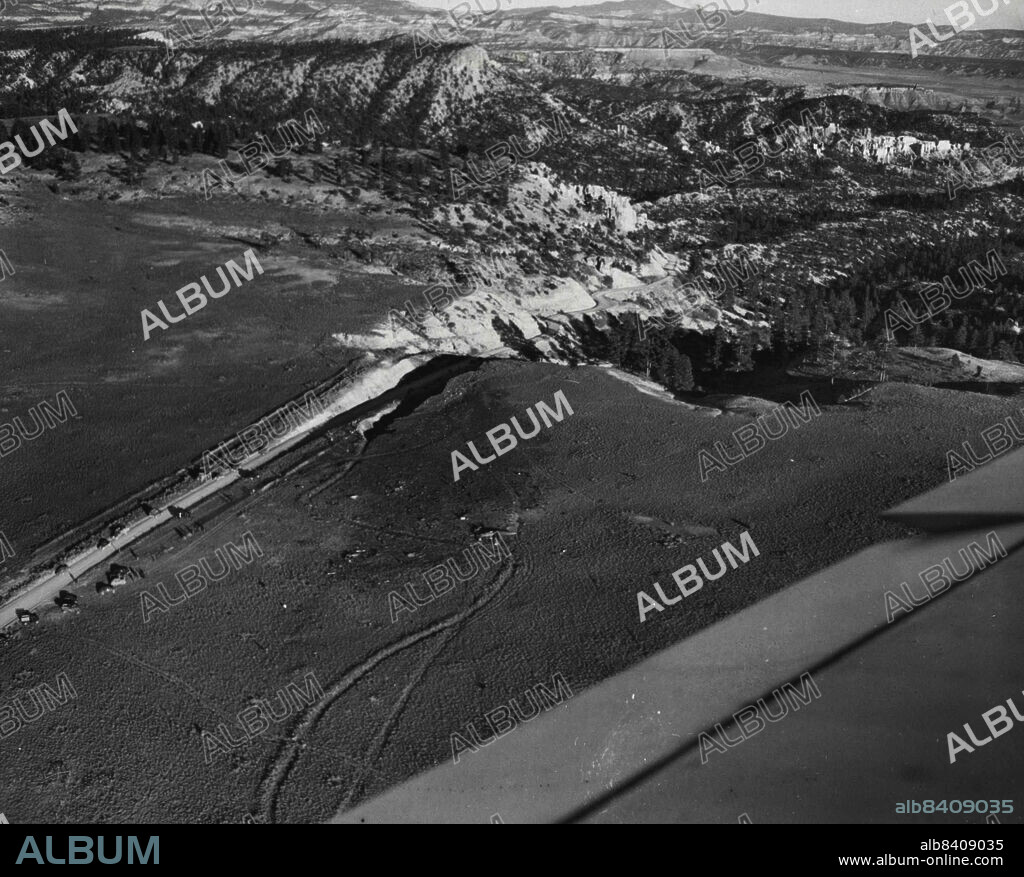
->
55, 591, 78, 612
107, 564, 131, 587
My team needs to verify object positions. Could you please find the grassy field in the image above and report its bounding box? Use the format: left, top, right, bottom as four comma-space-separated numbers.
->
0, 174, 429, 561
1, 356, 1021, 823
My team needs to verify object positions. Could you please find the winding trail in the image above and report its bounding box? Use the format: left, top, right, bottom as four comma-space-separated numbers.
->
338, 623, 461, 810
338, 504, 529, 807
256, 553, 521, 823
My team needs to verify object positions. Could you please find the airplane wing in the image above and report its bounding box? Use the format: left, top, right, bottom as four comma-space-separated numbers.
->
336, 448, 1024, 823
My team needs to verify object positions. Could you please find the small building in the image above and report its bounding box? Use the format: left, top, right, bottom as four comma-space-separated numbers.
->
16, 608, 38, 624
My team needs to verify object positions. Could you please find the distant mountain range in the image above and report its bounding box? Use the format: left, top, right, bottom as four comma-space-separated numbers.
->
0, 0, 1021, 65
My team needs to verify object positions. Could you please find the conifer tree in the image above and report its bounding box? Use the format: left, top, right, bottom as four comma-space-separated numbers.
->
733, 331, 755, 371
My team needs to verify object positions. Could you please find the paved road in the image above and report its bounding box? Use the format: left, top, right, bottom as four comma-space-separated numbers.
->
0, 396, 350, 632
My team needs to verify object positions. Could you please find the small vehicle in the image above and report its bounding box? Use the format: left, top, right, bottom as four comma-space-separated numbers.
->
55, 591, 78, 612
168, 506, 192, 519
107, 564, 131, 587
15, 608, 38, 625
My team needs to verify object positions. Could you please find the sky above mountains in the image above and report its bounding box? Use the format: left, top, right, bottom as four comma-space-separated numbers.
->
404, 0, 1024, 29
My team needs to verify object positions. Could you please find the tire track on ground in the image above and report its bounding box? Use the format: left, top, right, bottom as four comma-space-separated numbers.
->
334, 517, 465, 547
337, 623, 460, 810
81, 636, 225, 718
255, 609, 475, 822
301, 435, 368, 502
255, 555, 520, 823
338, 515, 529, 809
80, 635, 300, 750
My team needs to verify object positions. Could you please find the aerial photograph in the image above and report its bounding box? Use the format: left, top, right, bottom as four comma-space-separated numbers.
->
0, 0, 1021, 843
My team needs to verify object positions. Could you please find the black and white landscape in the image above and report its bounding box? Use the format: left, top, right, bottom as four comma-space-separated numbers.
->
0, 0, 1022, 829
